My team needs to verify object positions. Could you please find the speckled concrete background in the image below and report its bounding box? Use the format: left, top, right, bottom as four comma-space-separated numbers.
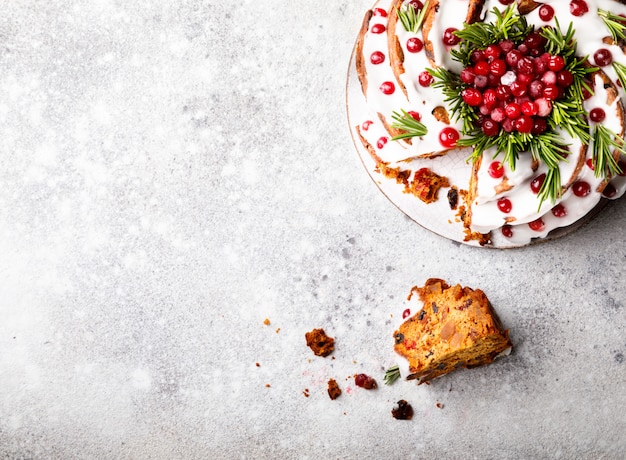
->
1, 1, 625, 458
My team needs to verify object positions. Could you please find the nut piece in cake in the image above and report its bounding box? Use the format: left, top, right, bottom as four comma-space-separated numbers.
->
305, 328, 335, 357
393, 279, 511, 384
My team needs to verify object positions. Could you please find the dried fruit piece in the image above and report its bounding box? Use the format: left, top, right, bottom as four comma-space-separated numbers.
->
305, 328, 335, 357
354, 374, 378, 389
392, 400, 414, 420
327, 378, 341, 400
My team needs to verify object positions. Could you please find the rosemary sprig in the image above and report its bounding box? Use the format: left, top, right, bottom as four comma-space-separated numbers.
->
537, 166, 562, 209
612, 61, 626, 91
598, 9, 626, 43
390, 109, 428, 140
383, 365, 401, 385
452, 6, 531, 65
397, 0, 429, 34
592, 124, 625, 178
428, 67, 477, 132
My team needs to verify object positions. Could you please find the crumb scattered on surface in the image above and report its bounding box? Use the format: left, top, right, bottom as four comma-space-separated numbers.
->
436, 402, 444, 409
263, 318, 270, 326
255, 362, 260, 367
392, 400, 413, 420
327, 379, 341, 400
275, 328, 280, 334
265, 384, 271, 388
305, 328, 335, 357
303, 389, 310, 398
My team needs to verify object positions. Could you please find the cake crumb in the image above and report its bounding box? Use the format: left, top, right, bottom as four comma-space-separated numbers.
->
263, 318, 270, 326
305, 328, 335, 357
303, 388, 310, 398
255, 362, 260, 367
265, 384, 271, 388
436, 402, 444, 409
275, 327, 281, 334
392, 400, 414, 420
327, 379, 341, 400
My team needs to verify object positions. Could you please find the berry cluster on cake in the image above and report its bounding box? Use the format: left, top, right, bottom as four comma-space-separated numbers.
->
350, 0, 626, 246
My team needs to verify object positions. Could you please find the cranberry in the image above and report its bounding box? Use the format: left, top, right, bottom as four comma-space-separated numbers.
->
485, 44, 502, 61
532, 117, 548, 134
543, 84, 560, 100
586, 158, 595, 170
418, 71, 433, 87
534, 58, 548, 74
462, 88, 483, 106
589, 108, 606, 123
521, 101, 538, 116
539, 5, 555, 21
572, 180, 591, 197
531, 173, 546, 194
460, 67, 476, 84
490, 59, 507, 77
489, 161, 505, 179
551, 204, 567, 217
535, 98, 552, 117
541, 70, 557, 86
371, 23, 386, 34
370, 51, 385, 65
618, 159, 626, 176
443, 28, 460, 46
524, 32, 545, 50
439, 127, 460, 148
482, 119, 500, 136
408, 0, 424, 10
402, 308, 411, 319
483, 88, 498, 108
474, 75, 488, 89
380, 81, 395, 94
500, 40, 514, 53
497, 197, 513, 213
506, 50, 522, 67
557, 70, 574, 87
355, 374, 377, 389
514, 115, 533, 133
603, 183, 617, 198
408, 111, 421, 121
505, 102, 521, 119
362, 120, 373, 131
496, 84, 512, 101
501, 225, 513, 238
373, 8, 388, 17
510, 81, 527, 97
594, 48, 613, 67
498, 0, 515, 4
547, 55, 565, 72
528, 218, 545, 231
392, 400, 414, 420
407, 37, 424, 53
491, 107, 506, 123
570, 0, 589, 17
517, 57, 535, 75
474, 61, 490, 76
377, 137, 388, 149
471, 49, 486, 64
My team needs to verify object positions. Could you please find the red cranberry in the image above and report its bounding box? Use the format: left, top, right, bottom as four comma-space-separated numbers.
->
539, 5, 555, 21
618, 159, 626, 176
547, 55, 565, 72
572, 181, 591, 197
485, 44, 502, 61
586, 158, 595, 170
370, 51, 385, 65
543, 84, 560, 100
531, 173, 546, 194
535, 98, 552, 117
483, 89, 498, 108
474, 61, 490, 76
570, 0, 589, 17
517, 57, 535, 75
498, 0, 515, 4
551, 204, 567, 217
506, 50, 522, 67
497, 197, 513, 213
510, 81, 527, 97
489, 161, 505, 179
496, 84, 512, 101
501, 225, 513, 238
406, 37, 424, 53
528, 218, 545, 232
490, 59, 507, 77
462, 88, 483, 106
594, 48, 613, 67
439, 127, 459, 148
373, 8, 387, 17
443, 28, 460, 46
471, 49, 486, 63
408, 111, 421, 121
355, 374, 377, 389
603, 183, 617, 198
532, 117, 548, 135
500, 40, 514, 53
377, 137, 388, 149
474, 75, 488, 88
505, 102, 521, 119
371, 23, 386, 34
514, 115, 533, 133
418, 71, 433, 87
408, 0, 424, 10
482, 119, 500, 137
521, 101, 538, 116
402, 308, 411, 319
541, 70, 557, 86
460, 68, 476, 84
589, 108, 606, 123
491, 107, 506, 123
362, 120, 373, 131
557, 70, 574, 87
524, 32, 545, 50
380, 81, 395, 94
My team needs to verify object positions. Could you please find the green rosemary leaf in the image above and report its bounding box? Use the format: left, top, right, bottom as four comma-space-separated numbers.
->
598, 9, 626, 43
592, 125, 625, 178
537, 166, 562, 208
397, 0, 429, 34
384, 365, 401, 385
390, 109, 428, 140
612, 61, 626, 91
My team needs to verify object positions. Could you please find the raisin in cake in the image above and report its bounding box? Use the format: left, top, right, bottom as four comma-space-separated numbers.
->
350, 0, 626, 247
393, 278, 511, 384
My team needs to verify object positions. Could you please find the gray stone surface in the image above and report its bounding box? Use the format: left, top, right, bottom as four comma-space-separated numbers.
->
1, 1, 625, 458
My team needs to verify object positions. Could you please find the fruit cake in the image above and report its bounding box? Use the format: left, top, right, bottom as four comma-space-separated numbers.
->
350, 0, 626, 247
393, 278, 512, 384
